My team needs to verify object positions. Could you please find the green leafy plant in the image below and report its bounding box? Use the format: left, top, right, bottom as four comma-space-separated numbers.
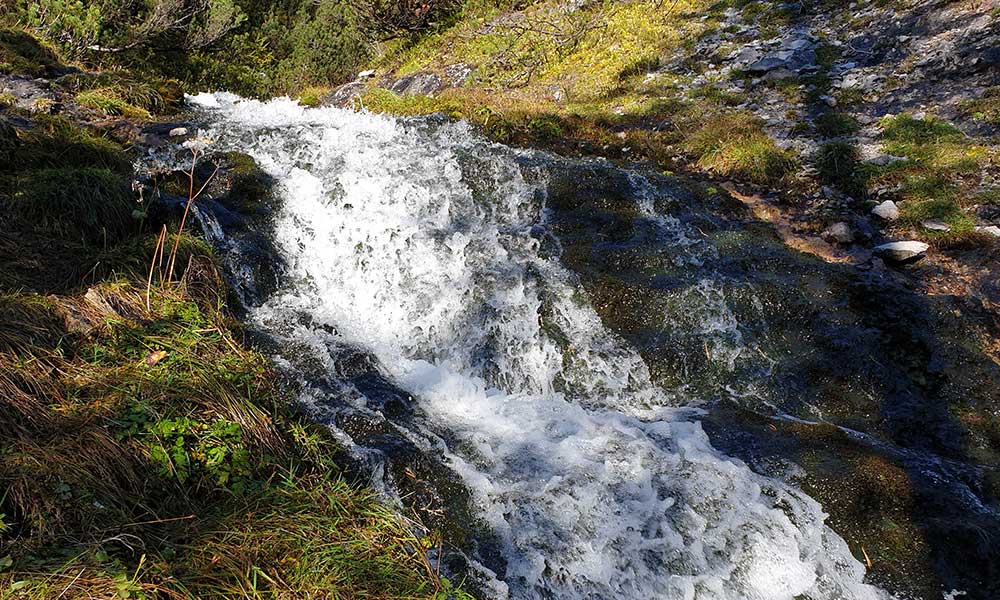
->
119, 409, 253, 492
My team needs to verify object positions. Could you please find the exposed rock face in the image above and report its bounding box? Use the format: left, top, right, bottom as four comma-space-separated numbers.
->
321, 81, 366, 107
873, 240, 929, 263
0, 75, 60, 112
389, 72, 443, 97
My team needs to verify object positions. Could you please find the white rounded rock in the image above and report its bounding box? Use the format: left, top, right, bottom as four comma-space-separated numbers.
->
872, 200, 900, 221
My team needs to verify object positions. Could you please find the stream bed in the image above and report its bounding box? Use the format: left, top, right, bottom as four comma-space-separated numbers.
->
162, 93, 1000, 600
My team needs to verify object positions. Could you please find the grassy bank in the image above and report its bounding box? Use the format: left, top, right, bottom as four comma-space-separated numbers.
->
0, 73, 457, 599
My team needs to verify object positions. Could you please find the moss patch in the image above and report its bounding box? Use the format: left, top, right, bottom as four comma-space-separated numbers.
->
0, 29, 63, 77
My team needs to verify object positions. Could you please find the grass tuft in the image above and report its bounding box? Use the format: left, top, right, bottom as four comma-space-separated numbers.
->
684, 112, 796, 184
9, 167, 136, 244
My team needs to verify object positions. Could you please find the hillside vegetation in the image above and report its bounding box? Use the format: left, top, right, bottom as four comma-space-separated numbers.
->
2, 0, 999, 598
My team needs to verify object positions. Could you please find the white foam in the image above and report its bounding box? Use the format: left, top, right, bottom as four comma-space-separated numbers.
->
190, 93, 890, 600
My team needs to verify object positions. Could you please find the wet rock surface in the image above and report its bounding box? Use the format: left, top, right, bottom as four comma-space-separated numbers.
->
539, 160, 1000, 600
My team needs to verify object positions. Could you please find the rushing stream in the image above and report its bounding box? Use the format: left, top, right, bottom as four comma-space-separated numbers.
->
181, 93, 894, 599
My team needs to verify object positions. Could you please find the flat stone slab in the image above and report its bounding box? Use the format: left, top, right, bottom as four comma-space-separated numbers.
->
873, 240, 929, 262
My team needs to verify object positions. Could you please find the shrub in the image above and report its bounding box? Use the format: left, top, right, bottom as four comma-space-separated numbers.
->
355, 0, 465, 39
276, 0, 372, 91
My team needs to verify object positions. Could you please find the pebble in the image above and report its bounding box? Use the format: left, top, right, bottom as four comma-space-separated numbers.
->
822, 221, 854, 244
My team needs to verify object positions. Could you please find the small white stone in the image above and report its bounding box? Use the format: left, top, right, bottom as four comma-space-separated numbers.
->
872, 200, 900, 221
357, 69, 376, 79
922, 219, 950, 231
168, 127, 188, 137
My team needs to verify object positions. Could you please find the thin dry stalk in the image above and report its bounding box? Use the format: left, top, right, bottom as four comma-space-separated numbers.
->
165, 152, 219, 285
146, 224, 167, 310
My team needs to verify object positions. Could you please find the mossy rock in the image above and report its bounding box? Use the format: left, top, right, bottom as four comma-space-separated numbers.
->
220, 151, 274, 213
0, 29, 64, 77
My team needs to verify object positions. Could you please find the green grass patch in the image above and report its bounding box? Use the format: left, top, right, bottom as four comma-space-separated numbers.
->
76, 88, 152, 118
815, 111, 859, 137
816, 141, 865, 198
897, 197, 975, 236
8, 167, 136, 244
5, 115, 130, 172
880, 113, 962, 145
684, 112, 796, 183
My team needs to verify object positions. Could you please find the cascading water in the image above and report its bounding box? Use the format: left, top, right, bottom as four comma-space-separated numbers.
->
184, 93, 890, 600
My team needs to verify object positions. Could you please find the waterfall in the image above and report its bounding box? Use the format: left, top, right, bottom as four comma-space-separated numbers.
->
185, 92, 889, 600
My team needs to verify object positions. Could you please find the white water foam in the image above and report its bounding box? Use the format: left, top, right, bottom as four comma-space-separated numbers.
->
188, 93, 889, 600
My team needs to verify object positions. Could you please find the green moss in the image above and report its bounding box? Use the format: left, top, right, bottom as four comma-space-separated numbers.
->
297, 85, 331, 107
358, 88, 463, 118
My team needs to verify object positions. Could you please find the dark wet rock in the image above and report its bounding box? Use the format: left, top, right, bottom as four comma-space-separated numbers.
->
389, 72, 443, 97
873, 240, 929, 263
